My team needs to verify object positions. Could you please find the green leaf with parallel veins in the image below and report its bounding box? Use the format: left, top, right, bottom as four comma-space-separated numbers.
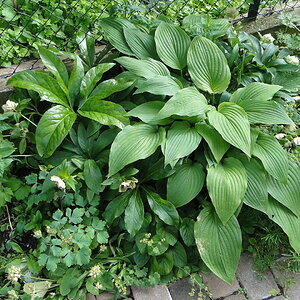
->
124, 27, 158, 59
196, 123, 230, 163
36, 105, 76, 157
115, 57, 170, 78
230, 82, 282, 104
164, 121, 201, 168
68, 55, 84, 103
7, 71, 68, 107
180, 218, 195, 247
252, 133, 288, 183
125, 189, 144, 236
108, 124, 165, 176
155, 22, 190, 70
187, 36, 230, 94
83, 160, 102, 194
145, 188, 179, 226
194, 206, 242, 283
134, 76, 181, 96
208, 102, 251, 156
268, 159, 300, 217
157, 87, 210, 119
167, 163, 205, 207
207, 157, 247, 224
78, 99, 129, 129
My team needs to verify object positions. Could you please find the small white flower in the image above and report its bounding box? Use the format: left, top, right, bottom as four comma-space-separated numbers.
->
95, 282, 103, 290
261, 33, 275, 43
2, 100, 18, 113
287, 124, 297, 131
33, 230, 42, 239
7, 290, 19, 299
293, 136, 300, 146
50, 176, 66, 190
286, 55, 299, 65
275, 133, 286, 140
7, 265, 21, 282
88, 264, 102, 278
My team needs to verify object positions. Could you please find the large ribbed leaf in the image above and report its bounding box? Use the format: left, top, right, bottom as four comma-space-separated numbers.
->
99, 18, 135, 55
124, 27, 158, 59
194, 207, 242, 283
267, 197, 300, 253
163, 121, 202, 168
157, 87, 210, 119
239, 99, 294, 125
268, 159, 300, 217
252, 133, 288, 183
36, 105, 76, 157
207, 157, 247, 224
108, 124, 165, 176
230, 82, 282, 104
208, 103, 251, 156
167, 163, 205, 207
187, 36, 230, 94
134, 76, 181, 96
155, 22, 190, 70
115, 57, 170, 78
195, 123, 230, 163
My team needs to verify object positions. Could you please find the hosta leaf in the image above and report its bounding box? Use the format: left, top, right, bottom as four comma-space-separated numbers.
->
194, 207, 242, 283
145, 188, 179, 226
187, 36, 230, 94
195, 123, 230, 163
268, 159, 300, 217
125, 189, 144, 236
163, 121, 202, 168
7, 71, 68, 107
36, 105, 76, 157
208, 102, 251, 156
252, 133, 288, 183
230, 82, 282, 104
207, 157, 247, 223
134, 76, 181, 96
239, 99, 294, 125
267, 197, 300, 253
273, 72, 300, 92
157, 87, 210, 119
155, 22, 190, 70
167, 163, 205, 207
115, 57, 170, 78
99, 17, 135, 55
78, 99, 129, 129
124, 27, 158, 59
108, 124, 165, 176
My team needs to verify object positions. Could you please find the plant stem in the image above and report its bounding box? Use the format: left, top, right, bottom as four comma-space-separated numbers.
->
6, 205, 13, 232
11, 155, 33, 157
20, 114, 37, 127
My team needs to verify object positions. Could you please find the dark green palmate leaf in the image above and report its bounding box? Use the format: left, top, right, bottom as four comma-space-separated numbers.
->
252, 133, 288, 183
187, 36, 230, 94
194, 206, 242, 283
163, 121, 202, 168
115, 57, 170, 78
155, 22, 190, 70
83, 160, 102, 194
108, 124, 165, 176
207, 157, 247, 223
36, 105, 77, 157
195, 123, 230, 163
78, 99, 129, 129
157, 87, 210, 119
167, 163, 205, 207
7, 71, 68, 107
124, 189, 144, 236
208, 103, 251, 156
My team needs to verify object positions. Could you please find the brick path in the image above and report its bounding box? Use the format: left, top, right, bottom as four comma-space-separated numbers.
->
87, 254, 300, 300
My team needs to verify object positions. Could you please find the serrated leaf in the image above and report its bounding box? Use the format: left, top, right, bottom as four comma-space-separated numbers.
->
75, 247, 91, 265
208, 102, 251, 156
207, 157, 247, 223
252, 133, 288, 183
108, 124, 165, 176
194, 206, 242, 283
187, 36, 230, 94
163, 121, 201, 168
155, 22, 190, 70
36, 105, 77, 157
157, 87, 210, 119
83, 160, 102, 194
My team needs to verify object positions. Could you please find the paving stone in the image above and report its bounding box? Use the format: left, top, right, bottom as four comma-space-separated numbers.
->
131, 285, 172, 300
271, 297, 285, 300
225, 294, 247, 300
95, 292, 115, 300
87, 294, 96, 300
202, 273, 240, 299
236, 253, 280, 300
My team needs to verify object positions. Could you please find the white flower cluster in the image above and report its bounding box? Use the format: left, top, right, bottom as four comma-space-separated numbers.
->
286, 55, 299, 65
2, 100, 18, 113
7, 290, 19, 299
261, 33, 275, 44
293, 136, 300, 146
88, 264, 102, 278
95, 282, 103, 290
7, 265, 21, 282
33, 230, 42, 239
50, 176, 66, 190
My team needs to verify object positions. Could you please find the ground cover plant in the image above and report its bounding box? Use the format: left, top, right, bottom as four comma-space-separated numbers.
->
0, 14, 300, 299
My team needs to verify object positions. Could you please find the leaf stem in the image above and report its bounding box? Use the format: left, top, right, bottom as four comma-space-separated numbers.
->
20, 113, 37, 127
